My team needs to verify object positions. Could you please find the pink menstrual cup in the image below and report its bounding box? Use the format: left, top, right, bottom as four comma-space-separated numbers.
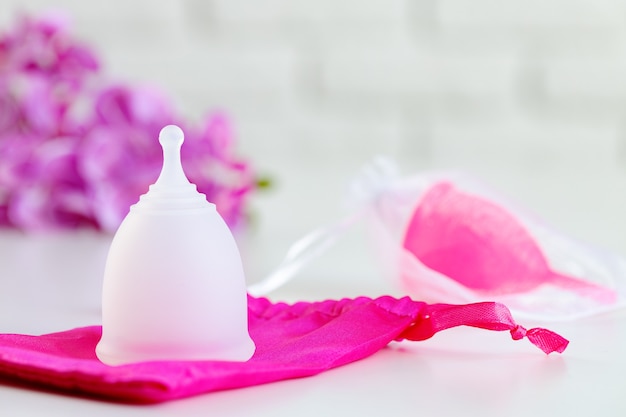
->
403, 182, 616, 304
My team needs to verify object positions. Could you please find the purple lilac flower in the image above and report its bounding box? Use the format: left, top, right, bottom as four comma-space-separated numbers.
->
0, 14, 255, 232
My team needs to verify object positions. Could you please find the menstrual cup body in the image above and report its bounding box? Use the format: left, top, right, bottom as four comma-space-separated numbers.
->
96, 203, 255, 365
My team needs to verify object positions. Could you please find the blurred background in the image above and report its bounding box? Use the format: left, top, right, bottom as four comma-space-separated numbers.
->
1, 0, 626, 300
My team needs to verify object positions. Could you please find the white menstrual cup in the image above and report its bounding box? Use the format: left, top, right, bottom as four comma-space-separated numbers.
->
96, 125, 255, 365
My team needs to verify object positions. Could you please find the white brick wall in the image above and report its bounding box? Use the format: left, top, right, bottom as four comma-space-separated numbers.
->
322, 46, 519, 96
545, 57, 626, 98
3, 0, 626, 263
211, 0, 408, 23
437, 0, 626, 27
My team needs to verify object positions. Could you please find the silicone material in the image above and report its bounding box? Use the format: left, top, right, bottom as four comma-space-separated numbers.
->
96, 125, 255, 366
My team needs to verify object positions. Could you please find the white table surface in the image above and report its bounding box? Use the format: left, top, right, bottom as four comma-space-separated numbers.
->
1, 230, 625, 417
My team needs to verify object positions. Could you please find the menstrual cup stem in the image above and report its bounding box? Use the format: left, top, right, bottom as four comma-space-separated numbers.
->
549, 271, 618, 304
154, 125, 190, 189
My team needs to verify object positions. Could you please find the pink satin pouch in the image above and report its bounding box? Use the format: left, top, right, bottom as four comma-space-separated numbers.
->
0, 295, 567, 403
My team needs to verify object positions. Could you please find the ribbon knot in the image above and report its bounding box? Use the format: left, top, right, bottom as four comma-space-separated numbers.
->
510, 325, 527, 340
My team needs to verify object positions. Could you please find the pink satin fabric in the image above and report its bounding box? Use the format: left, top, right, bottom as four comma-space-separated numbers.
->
0, 295, 567, 403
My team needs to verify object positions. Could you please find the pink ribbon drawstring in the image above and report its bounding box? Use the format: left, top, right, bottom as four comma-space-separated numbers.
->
400, 302, 569, 354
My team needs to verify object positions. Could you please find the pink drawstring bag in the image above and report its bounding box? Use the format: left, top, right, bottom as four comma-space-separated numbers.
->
0, 295, 567, 403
